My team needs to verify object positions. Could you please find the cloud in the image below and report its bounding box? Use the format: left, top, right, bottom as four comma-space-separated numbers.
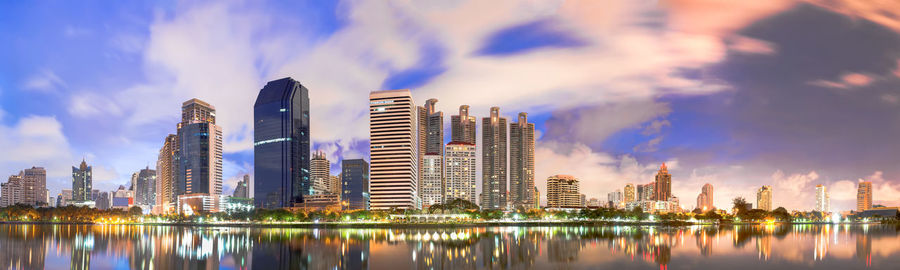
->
0, 116, 76, 193
806, 0, 900, 33
808, 72, 873, 89
727, 35, 777, 55
68, 91, 123, 118
831, 171, 900, 208
770, 170, 819, 210
23, 69, 66, 92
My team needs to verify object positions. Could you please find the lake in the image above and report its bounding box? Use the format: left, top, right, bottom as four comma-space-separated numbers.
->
0, 224, 897, 269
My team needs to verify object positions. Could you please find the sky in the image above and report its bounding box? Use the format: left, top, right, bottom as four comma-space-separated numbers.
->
1, 0, 900, 212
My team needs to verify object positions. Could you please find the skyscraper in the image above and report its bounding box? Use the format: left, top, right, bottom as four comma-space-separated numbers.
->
654, 163, 671, 201
341, 159, 370, 210
134, 167, 156, 208
233, 175, 250, 198
424, 99, 444, 154
421, 154, 443, 207
608, 190, 624, 208
254, 77, 310, 209
546, 175, 580, 208
697, 183, 714, 211
509, 112, 535, 209
450, 105, 476, 144
155, 134, 177, 214
72, 159, 92, 203
482, 107, 507, 210
815, 184, 829, 213
21, 167, 47, 206
369, 89, 420, 210
444, 142, 477, 204
857, 181, 873, 212
311, 150, 331, 194
624, 184, 635, 204
0, 175, 23, 207
756, 185, 772, 211
175, 98, 224, 212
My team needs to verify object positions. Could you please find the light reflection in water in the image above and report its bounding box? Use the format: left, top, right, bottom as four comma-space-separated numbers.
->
0, 224, 898, 269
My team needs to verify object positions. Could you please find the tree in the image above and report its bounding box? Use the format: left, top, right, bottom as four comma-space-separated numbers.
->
771, 207, 791, 222
732, 197, 751, 215
128, 206, 143, 218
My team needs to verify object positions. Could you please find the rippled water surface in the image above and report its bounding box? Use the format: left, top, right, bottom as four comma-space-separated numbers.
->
1, 224, 898, 269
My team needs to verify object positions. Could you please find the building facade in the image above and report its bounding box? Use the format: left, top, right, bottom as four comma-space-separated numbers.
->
311, 150, 331, 194
450, 105, 476, 145
697, 183, 714, 211
233, 174, 250, 198
509, 112, 535, 209
72, 160, 93, 203
482, 107, 507, 210
254, 77, 310, 209
134, 167, 156, 208
369, 89, 420, 210
756, 185, 772, 211
608, 190, 624, 209
444, 142, 477, 204
654, 163, 671, 201
341, 159, 370, 210
624, 184, 635, 204
857, 181, 873, 212
155, 134, 177, 214
420, 154, 443, 207
175, 98, 224, 213
815, 184, 829, 213
546, 175, 580, 208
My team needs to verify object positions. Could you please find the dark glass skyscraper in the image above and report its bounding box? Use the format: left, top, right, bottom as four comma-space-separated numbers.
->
341, 159, 369, 210
254, 77, 310, 209
72, 160, 92, 203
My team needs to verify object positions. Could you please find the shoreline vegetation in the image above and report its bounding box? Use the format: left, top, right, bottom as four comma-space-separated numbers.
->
2, 197, 896, 227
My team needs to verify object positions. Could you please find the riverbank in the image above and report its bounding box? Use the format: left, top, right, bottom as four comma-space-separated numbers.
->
0, 220, 887, 228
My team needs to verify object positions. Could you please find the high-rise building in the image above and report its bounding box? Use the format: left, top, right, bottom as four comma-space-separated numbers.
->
417, 105, 427, 206
254, 78, 310, 209
155, 134, 177, 214
624, 184, 635, 203
815, 184, 829, 213
857, 181, 873, 212
21, 167, 47, 206
482, 107, 508, 210
546, 175, 580, 208
59, 189, 72, 207
444, 142, 477, 204
421, 154, 443, 207
134, 167, 156, 207
369, 89, 420, 210
341, 159, 370, 210
311, 150, 331, 194
0, 175, 23, 207
533, 187, 541, 209
96, 192, 111, 210
654, 163, 671, 201
420, 98, 444, 207
450, 105, 476, 144
638, 183, 655, 201
509, 112, 535, 209
756, 185, 772, 211
234, 174, 250, 198
72, 159, 93, 203
697, 183, 714, 211
175, 98, 224, 213
608, 190, 624, 208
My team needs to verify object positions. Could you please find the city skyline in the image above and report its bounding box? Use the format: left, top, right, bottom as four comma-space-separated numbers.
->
2, 1, 900, 212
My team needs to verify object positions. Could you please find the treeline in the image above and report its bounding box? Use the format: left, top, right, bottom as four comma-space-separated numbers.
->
0, 204, 143, 222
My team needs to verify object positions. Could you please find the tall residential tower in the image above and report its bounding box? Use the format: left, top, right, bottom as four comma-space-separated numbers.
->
509, 112, 535, 209
482, 107, 507, 210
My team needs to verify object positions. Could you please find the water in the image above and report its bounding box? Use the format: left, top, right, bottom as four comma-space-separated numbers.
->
0, 224, 897, 269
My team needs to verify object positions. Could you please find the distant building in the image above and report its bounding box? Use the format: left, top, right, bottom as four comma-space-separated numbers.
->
311, 151, 331, 194
444, 142, 477, 204
254, 77, 310, 209
608, 190, 624, 209
0, 175, 23, 207
654, 163, 671, 201
341, 159, 370, 210
95, 192, 111, 210
547, 175, 580, 208
697, 183, 714, 211
134, 167, 156, 208
815, 184, 829, 213
420, 154, 443, 207
756, 185, 772, 211
450, 105, 476, 144
624, 184, 635, 204
233, 174, 250, 198
509, 112, 535, 209
533, 187, 540, 209
482, 107, 507, 210
60, 189, 72, 207
857, 181, 873, 212
112, 185, 134, 210
637, 183, 655, 202
72, 159, 93, 204
11, 167, 48, 206
155, 134, 177, 214
369, 89, 420, 210
587, 198, 600, 207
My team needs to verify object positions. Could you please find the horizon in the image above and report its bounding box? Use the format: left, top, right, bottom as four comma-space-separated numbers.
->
3, 1, 900, 213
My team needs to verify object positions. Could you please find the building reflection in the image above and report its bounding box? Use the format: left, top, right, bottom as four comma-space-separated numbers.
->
0, 223, 899, 269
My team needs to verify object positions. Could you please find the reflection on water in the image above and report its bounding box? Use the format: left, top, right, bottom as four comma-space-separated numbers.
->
1, 224, 899, 269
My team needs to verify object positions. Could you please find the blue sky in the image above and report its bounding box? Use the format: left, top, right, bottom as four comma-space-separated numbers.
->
2, 0, 900, 211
